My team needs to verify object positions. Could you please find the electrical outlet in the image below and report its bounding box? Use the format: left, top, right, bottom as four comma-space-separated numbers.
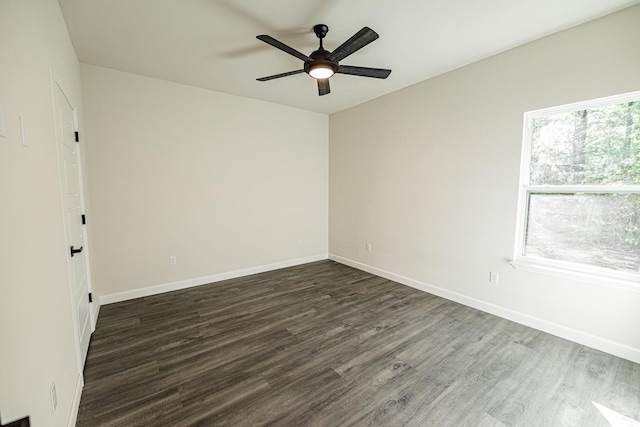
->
50, 383, 57, 412
169, 256, 176, 266
297, 238, 303, 246
489, 271, 499, 284
366, 243, 372, 252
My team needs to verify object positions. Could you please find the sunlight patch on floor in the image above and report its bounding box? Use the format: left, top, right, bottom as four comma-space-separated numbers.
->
593, 402, 640, 427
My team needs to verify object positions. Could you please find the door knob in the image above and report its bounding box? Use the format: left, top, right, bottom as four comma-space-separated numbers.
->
70, 246, 84, 257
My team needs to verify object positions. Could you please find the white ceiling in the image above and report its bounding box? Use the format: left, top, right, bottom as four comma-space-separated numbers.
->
58, 0, 639, 115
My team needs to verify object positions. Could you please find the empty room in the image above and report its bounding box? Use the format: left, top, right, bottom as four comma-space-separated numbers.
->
1, 0, 640, 426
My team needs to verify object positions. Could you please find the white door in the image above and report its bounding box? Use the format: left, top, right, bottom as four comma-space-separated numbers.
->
54, 80, 92, 369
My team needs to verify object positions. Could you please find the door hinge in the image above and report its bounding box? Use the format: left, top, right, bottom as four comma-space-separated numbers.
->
82, 214, 86, 225
88, 293, 93, 303
74, 131, 79, 142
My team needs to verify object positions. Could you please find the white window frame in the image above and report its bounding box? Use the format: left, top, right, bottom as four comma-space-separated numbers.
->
513, 91, 640, 290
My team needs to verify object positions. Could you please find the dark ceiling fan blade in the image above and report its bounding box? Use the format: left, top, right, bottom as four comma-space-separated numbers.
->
337, 65, 391, 79
318, 79, 330, 96
256, 35, 313, 62
257, 69, 305, 81
327, 27, 379, 63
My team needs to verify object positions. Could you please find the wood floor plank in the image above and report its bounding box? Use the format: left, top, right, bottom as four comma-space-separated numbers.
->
77, 260, 640, 426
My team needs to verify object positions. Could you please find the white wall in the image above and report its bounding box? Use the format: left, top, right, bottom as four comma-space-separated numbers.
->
329, 5, 640, 363
0, 0, 88, 425
80, 64, 328, 301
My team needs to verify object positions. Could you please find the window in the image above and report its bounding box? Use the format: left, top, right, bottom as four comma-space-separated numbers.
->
514, 92, 640, 285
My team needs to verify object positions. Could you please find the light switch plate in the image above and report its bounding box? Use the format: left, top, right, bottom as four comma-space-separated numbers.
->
0, 103, 6, 138
20, 116, 28, 147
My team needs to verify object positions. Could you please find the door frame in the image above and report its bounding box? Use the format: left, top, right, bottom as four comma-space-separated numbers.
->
50, 69, 96, 370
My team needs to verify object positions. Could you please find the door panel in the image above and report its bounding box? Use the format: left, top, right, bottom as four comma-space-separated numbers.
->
54, 82, 91, 369
63, 159, 79, 195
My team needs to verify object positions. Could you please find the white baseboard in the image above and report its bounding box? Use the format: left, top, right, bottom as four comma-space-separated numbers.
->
329, 254, 640, 364
100, 254, 329, 305
67, 373, 83, 427
91, 301, 100, 331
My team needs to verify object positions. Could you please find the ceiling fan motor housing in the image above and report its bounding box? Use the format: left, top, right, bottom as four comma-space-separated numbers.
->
304, 48, 338, 76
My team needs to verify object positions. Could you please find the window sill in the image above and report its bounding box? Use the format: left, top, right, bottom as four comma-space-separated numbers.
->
509, 257, 640, 293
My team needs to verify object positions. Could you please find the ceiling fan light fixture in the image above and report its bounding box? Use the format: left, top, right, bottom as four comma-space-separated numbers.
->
308, 64, 335, 79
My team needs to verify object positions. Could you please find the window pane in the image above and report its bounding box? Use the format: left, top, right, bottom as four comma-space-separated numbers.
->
530, 101, 640, 185
524, 193, 640, 273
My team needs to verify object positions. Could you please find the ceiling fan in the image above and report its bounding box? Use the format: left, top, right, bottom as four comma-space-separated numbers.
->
256, 24, 391, 96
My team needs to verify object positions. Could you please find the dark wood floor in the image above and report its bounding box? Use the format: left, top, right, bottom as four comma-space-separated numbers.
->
77, 260, 640, 426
